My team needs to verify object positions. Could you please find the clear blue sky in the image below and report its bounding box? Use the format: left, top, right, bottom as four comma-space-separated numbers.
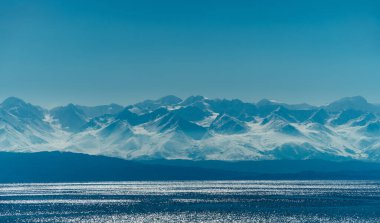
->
1, 0, 379, 107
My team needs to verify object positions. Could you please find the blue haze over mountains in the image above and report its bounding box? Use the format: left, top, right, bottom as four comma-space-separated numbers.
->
2, 95, 380, 161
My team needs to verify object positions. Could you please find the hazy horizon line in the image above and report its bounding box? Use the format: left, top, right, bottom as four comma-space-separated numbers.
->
0, 94, 377, 109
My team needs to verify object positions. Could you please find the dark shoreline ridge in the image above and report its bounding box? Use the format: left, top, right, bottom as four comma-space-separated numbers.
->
1, 151, 380, 183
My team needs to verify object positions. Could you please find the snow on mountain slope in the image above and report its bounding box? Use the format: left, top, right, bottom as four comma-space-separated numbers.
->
1, 96, 380, 161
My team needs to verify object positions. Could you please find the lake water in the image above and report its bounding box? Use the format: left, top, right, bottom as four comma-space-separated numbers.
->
1, 181, 380, 222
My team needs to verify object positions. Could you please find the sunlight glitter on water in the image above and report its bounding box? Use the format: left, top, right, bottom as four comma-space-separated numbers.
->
0, 181, 380, 222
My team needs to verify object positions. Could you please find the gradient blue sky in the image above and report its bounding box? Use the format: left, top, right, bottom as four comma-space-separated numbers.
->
1, 0, 379, 107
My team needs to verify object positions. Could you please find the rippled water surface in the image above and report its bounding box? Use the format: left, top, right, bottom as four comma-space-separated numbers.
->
1, 181, 380, 222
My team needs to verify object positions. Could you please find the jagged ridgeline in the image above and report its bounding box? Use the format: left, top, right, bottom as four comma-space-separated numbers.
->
1, 95, 380, 161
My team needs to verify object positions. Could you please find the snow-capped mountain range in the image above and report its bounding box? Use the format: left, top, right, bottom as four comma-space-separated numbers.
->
2, 95, 380, 161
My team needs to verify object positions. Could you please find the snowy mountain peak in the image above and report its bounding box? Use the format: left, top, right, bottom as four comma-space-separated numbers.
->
326, 96, 375, 112
1, 97, 45, 120
157, 95, 183, 105
338, 96, 368, 104
210, 114, 248, 134
181, 95, 206, 106
256, 99, 276, 107
1, 97, 27, 108
1, 95, 380, 161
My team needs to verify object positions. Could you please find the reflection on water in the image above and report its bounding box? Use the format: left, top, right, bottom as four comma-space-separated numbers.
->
0, 181, 380, 222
